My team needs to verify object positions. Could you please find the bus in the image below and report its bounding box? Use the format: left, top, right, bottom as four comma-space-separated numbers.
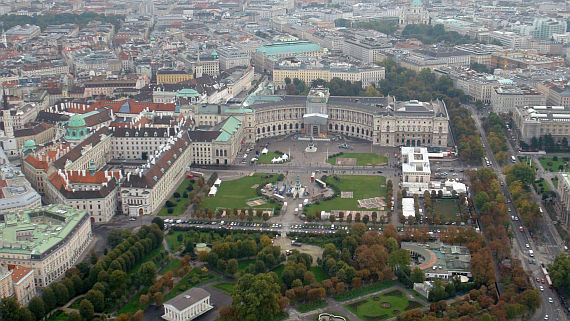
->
315, 178, 327, 188
519, 226, 524, 232
546, 275, 552, 288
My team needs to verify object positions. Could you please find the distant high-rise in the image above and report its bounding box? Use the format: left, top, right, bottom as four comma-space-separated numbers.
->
531, 18, 567, 40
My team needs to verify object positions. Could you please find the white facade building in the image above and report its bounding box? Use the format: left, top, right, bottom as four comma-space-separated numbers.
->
162, 288, 213, 321
401, 146, 431, 192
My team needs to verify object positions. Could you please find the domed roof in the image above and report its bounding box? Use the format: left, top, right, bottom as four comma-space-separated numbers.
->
68, 115, 86, 128
411, 0, 423, 6
23, 139, 36, 148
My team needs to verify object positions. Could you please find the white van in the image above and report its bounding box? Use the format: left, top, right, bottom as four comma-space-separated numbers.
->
529, 250, 534, 257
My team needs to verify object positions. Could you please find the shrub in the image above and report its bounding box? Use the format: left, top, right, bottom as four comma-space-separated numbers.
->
166, 201, 175, 207
167, 208, 174, 214
173, 192, 180, 198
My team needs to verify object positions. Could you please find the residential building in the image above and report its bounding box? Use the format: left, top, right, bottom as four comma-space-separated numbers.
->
491, 86, 546, 114
536, 83, 570, 107
513, 105, 570, 144
0, 205, 92, 288
253, 41, 327, 73
162, 288, 213, 321
557, 173, 570, 226
272, 59, 385, 89
0, 147, 41, 214
342, 38, 391, 64
157, 70, 194, 84
10, 265, 35, 306
217, 46, 251, 70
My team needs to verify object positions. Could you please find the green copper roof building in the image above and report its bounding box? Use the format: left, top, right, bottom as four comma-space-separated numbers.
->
0, 204, 93, 287
65, 115, 89, 141
256, 41, 323, 56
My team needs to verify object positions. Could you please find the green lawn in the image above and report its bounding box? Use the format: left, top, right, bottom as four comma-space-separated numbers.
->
118, 287, 149, 314
238, 259, 257, 272
69, 297, 84, 309
164, 268, 220, 301
257, 151, 289, 164
200, 173, 282, 211
212, 282, 235, 294
46, 311, 69, 321
518, 156, 537, 169
534, 178, 552, 194
305, 175, 386, 213
296, 300, 327, 313
345, 289, 423, 321
130, 247, 162, 276
334, 280, 396, 301
552, 176, 559, 189
158, 178, 197, 216
327, 153, 387, 166
539, 157, 570, 172
310, 266, 327, 282
160, 258, 181, 275
166, 231, 185, 252
432, 199, 463, 223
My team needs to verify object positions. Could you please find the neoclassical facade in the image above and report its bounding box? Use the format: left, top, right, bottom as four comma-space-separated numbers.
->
234, 90, 449, 147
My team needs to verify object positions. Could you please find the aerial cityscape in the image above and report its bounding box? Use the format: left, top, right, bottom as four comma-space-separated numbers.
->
0, 0, 569, 321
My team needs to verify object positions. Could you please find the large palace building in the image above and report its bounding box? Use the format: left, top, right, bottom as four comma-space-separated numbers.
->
226, 88, 450, 147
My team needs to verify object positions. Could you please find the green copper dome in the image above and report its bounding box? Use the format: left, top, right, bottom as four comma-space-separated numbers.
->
66, 115, 89, 141
411, 0, 423, 6
68, 115, 86, 128
23, 139, 36, 148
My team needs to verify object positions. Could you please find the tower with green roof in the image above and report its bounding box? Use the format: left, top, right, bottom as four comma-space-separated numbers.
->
65, 115, 89, 141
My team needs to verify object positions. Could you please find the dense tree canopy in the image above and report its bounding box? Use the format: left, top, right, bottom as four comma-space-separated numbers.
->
549, 253, 570, 291
402, 24, 475, 45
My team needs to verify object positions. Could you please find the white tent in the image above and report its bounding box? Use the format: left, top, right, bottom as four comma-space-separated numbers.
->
208, 186, 218, 197
261, 148, 269, 155
214, 178, 222, 187
282, 154, 289, 160
402, 198, 415, 218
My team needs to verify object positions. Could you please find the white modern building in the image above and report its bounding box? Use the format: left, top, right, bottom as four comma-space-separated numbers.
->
401, 146, 431, 192
162, 288, 213, 321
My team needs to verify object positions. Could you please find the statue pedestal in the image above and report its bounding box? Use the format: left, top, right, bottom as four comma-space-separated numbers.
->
305, 146, 317, 153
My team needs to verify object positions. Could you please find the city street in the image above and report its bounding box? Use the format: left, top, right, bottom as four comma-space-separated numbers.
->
466, 104, 566, 321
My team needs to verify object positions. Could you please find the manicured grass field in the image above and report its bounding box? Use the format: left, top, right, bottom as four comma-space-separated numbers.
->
305, 175, 386, 213
518, 156, 537, 169
345, 289, 423, 321
432, 199, 462, 223
160, 258, 181, 275
238, 259, 257, 272
539, 157, 570, 172
296, 299, 327, 313
310, 266, 327, 282
158, 178, 197, 216
166, 231, 185, 252
257, 151, 289, 164
327, 153, 388, 166
334, 280, 396, 301
534, 178, 552, 194
118, 287, 149, 314
164, 268, 220, 301
200, 173, 281, 210
46, 311, 70, 321
552, 176, 559, 189
212, 281, 235, 294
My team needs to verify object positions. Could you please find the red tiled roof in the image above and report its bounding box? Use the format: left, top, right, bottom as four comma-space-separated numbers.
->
49, 170, 121, 191
9, 265, 32, 284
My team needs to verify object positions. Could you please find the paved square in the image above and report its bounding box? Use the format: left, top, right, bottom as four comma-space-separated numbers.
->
341, 192, 354, 198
